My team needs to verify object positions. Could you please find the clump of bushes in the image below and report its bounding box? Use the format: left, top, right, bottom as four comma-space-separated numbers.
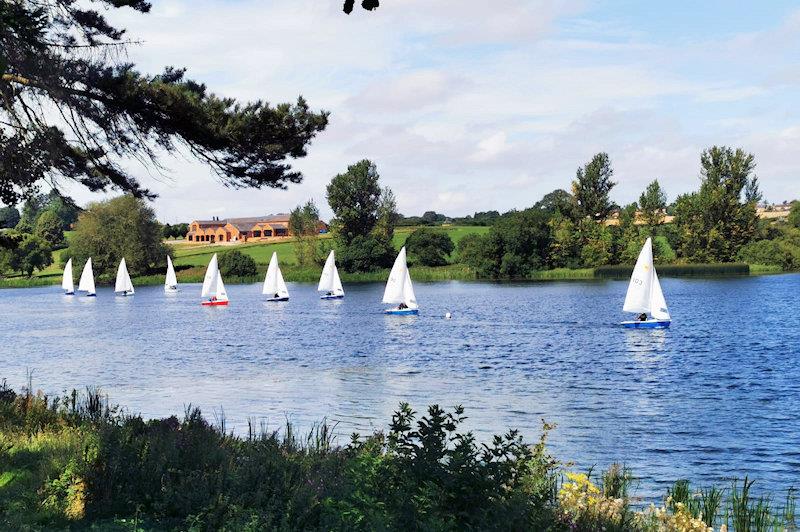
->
218, 249, 258, 277
405, 227, 454, 266
737, 238, 799, 271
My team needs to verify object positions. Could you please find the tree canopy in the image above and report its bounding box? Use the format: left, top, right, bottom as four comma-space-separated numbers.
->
0, 205, 20, 228
289, 199, 321, 266
65, 195, 170, 279
571, 153, 616, 221
0, 1, 329, 205
673, 146, 760, 262
638, 180, 667, 229
326, 160, 396, 271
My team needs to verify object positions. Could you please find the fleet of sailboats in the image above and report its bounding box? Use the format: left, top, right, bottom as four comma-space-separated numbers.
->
263, 252, 289, 302
621, 237, 671, 329
62, 258, 74, 295
165, 255, 179, 293
382, 247, 419, 315
114, 258, 135, 296
77, 257, 96, 297
56, 240, 674, 328
200, 253, 228, 306
318, 250, 344, 299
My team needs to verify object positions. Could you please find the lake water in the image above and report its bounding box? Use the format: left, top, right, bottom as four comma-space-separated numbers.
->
1, 275, 799, 500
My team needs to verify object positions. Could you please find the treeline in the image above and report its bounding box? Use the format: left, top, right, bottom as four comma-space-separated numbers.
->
455, 147, 800, 278
0, 191, 79, 276
1, 383, 796, 530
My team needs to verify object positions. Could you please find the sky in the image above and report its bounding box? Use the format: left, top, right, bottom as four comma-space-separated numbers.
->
64, 0, 800, 222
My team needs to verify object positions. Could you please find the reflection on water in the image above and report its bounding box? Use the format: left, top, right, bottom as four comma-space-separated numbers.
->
1, 274, 799, 500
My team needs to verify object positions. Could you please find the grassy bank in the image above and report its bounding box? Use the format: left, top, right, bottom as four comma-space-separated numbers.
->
0, 384, 795, 531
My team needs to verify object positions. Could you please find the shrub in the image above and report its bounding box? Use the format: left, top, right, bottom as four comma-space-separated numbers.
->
737, 239, 797, 271
218, 250, 257, 277
338, 234, 395, 272
595, 262, 750, 278
405, 228, 454, 266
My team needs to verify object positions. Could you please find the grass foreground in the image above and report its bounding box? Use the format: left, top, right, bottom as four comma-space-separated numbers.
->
0, 383, 796, 531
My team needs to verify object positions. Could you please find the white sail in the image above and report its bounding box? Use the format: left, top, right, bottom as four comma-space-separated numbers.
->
262, 252, 289, 298
78, 258, 96, 295
201, 254, 219, 298
623, 237, 669, 319
215, 270, 229, 302
165, 255, 178, 290
650, 270, 671, 320
383, 247, 417, 308
318, 250, 344, 296
115, 258, 134, 294
62, 258, 74, 293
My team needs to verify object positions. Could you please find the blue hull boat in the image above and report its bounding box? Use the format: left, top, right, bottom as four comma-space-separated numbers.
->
320, 294, 344, 300
266, 297, 289, 302
385, 308, 419, 316
621, 319, 670, 329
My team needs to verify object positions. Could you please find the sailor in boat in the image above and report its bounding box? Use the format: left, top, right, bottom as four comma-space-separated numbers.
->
638, 313, 647, 321
274, 293, 280, 299
398, 302, 408, 310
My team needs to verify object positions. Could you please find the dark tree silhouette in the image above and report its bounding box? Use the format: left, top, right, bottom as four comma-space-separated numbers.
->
1, 1, 329, 205
343, 0, 380, 14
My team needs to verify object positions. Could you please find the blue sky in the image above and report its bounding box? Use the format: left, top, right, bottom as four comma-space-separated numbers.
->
69, 0, 800, 222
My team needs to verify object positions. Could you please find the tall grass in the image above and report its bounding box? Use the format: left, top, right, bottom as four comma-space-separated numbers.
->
595, 262, 751, 278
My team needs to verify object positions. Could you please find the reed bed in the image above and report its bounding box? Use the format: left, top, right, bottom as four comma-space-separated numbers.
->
595, 262, 751, 278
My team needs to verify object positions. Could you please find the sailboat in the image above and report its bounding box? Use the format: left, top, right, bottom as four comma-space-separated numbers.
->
164, 255, 179, 292
383, 246, 418, 315
621, 237, 671, 329
263, 252, 289, 302
201, 253, 228, 306
318, 250, 344, 300
62, 258, 75, 295
77, 257, 96, 297
114, 258, 135, 296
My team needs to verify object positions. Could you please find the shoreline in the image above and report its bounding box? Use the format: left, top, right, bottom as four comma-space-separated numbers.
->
0, 262, 789, 289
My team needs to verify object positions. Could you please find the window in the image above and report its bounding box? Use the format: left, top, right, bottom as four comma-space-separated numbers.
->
264, 229, 272, 237
253, 230, 261, 237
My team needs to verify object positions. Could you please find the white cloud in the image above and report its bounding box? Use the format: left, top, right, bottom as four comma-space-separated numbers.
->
58, 1, 800, 222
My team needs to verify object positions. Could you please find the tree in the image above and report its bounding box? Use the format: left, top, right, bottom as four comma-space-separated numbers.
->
34, 209, 66, 249
0, 206, 20, 228
14, 193, 47, 232
327, 160, 382, 244
638, 180, 667, 229
571, 153, 616, 221
535, 189, 575, 218
788, 202, 800, 229
65, 195, 170, 279
459, 208, 552, 278
0, 1, 328, 206
673, 146, 760, 262
326, 160, 395, 271
218, 250, 257, 277
0, 232, 52, 276
44, 190, 80, 229
289, 199, 321, 266
406, 229, 455, 267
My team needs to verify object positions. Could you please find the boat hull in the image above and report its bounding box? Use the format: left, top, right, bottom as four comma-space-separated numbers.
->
86, 293, 96, 297
266, 297, 289, 302
385, 308, 419, 315
202, 300, 229, 306
64, 291, 74, 296
116, 292, 134, 297
164, 287, 179, 293
320, 294, 344, 300
621, 319, 670, 329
